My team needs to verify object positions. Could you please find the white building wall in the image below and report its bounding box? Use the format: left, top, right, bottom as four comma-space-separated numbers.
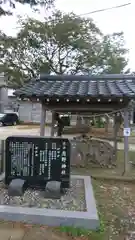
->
7, 88, 77, 124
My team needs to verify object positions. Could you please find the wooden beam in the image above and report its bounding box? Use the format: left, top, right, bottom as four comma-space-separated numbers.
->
51, 111, 55, 137
40, 103, 46, 136
113, 113, 118, 162
123, 108, 130, 174
44, 103, 128, 112
105, 115, 109, 133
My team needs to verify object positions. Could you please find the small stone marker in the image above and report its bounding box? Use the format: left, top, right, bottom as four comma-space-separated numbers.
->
8, 179, 26, 197
44, 181, 62, 199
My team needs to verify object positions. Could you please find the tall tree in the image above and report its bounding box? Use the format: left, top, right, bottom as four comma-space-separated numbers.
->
0, 11, 129, 87
0, 0, 54, 16
99, 33, 128, 74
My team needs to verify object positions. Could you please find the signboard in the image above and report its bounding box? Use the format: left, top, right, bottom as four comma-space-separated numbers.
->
5, 136, 70, 189
123, 128, 131, 137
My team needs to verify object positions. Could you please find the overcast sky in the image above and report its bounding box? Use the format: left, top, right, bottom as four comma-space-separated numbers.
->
0, 0, 134, 70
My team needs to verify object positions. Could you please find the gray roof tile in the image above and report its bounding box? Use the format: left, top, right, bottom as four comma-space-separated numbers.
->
14, 74, 135, 99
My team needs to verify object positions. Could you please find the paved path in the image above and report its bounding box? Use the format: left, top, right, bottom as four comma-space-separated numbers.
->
0, 222, 67, 240
0, 126, 135, 151
0, 126, 78, 140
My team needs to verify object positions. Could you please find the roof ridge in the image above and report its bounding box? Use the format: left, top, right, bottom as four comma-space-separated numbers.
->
39, 74, 135, 81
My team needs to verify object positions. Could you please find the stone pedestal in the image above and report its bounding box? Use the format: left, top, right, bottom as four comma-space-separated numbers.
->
44, 181, 62, 199
8, 179, 26, 197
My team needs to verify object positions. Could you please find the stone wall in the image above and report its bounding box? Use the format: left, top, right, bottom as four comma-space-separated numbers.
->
70, 135, 116, 168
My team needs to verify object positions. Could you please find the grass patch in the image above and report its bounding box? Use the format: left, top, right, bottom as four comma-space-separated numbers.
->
92, 178, 135, 239
57, 215, 105, 240
56, 203, 105, 240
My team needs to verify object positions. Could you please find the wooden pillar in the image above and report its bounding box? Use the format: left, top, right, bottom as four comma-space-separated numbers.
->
113, 113, 118, 162
40, 103, 46, 136
123, 108, 130, 174
105, 115, 109, 133
51, 111, 55, 137
83, 117, 87, 125
76, 115, 82, 126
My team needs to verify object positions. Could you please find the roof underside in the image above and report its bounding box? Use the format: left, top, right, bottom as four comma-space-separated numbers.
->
14, 74, 135, 99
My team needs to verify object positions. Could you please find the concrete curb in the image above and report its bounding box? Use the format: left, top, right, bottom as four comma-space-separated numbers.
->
91, 174, 135, 182
0, 175, 99, 230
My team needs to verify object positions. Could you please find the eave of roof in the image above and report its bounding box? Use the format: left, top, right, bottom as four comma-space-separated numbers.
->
14, 74, 135, 101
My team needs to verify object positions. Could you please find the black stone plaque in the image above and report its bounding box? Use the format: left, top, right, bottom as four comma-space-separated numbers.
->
5, 136, 70, 189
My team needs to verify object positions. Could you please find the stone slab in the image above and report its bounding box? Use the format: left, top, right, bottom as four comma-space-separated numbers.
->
0, 175, 99, 230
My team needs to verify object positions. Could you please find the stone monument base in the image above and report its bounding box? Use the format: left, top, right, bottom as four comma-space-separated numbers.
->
0, 175, 99, 230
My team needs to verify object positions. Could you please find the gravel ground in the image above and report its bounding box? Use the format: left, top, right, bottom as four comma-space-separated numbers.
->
0, 179, 86, 211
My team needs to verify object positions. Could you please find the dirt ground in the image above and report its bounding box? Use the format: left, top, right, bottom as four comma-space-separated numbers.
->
1, 150, 135, 240
0, 222, 71, 240
93, 179, 135, 240
2, 178, 135, 240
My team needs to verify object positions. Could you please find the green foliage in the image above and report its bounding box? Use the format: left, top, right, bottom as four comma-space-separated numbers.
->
58, 211, 105, 240
0, 0, 54, 16
100, 33, 128, 74
0, 10, 129, 87
95, 118, 105, 128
